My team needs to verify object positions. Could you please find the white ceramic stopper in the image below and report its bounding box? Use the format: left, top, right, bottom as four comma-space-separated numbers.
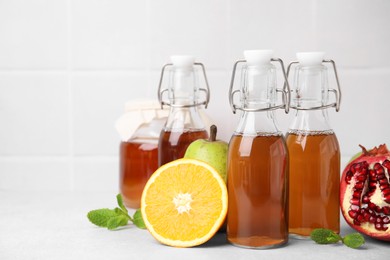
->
296, 52, 325, 66
170, 55, 195, 69
244, 50, 274, 66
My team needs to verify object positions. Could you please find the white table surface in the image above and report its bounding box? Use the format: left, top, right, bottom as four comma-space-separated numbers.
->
0, 190, 389, 260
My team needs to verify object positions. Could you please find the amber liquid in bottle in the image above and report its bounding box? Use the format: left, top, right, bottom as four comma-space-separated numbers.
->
158, 130, 208, 166
286, 131, 340, 237
120, 141, 158, 208
227, 134, 288, 248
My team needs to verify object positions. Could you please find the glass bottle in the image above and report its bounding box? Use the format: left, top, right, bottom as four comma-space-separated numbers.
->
157, 55, 210, 166
116, 100, 168, 208
286, 52, 342, 237
227, 50, 290, 249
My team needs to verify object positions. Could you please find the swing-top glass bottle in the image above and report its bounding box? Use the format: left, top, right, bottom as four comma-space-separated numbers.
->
157, 55, 210, 166
227, 50, 291, 249
286, 52, 342, 237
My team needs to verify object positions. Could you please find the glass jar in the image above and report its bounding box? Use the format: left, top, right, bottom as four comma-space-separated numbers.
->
116, 100, 167, 208
286, 52, 342, 237
227, 50, 290, 249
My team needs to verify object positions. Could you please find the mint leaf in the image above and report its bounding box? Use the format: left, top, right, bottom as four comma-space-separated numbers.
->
87, 208, 118, 227
87, 194, 146, 230
311, 229, 365, 249
310, 228, 341, 244
107, 215, 129, 230
116, 194, 128, 214
343, 233, 365, 249
133, 209, 146, 229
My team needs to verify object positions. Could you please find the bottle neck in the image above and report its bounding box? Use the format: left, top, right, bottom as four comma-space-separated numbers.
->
288, 109, 333, 133
292, 65, 328, 110
169, 68, 198, 106
164, 105, 206, 132
235, 111, 281, 136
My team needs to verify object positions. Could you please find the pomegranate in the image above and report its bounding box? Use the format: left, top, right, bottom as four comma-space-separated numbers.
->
340, 144, 390, 241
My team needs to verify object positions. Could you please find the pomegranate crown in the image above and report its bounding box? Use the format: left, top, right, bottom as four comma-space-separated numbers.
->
359, 144, 389, 156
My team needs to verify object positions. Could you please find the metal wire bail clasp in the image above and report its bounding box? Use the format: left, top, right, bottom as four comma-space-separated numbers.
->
228, 58, 291, 114
286, 59, 341, 112
157, 62, 210, 109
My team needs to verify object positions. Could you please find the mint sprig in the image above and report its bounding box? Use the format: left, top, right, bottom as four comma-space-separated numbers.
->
87, 194, 146, 230
310, 228, 365, 249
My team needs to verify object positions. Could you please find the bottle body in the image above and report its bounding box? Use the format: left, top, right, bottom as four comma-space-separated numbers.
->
120, 139, 158, 208
158, 129, 208, 166
287, 129, 340, 236
227, 132, 288, 248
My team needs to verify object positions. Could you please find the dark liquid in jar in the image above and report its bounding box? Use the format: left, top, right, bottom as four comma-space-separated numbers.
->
286, 131, 340, 237
120, 140, 158, 208
227, 134, 288, 248
158, 130, 208, 166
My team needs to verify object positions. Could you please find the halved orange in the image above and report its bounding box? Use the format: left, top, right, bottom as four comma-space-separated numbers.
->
141, 158, 228, 247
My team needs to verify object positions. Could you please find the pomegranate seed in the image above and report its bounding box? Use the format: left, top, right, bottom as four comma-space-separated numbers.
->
345, 171, 353, 183
375, 205, 383, 213
353, 191, 361, 198
383, 159, 390, 169
369, 170, 376, 177
357, 214, 364, 222
377, 174, 385, 180
356, 175, 367, 182
383, 206, 390, 215
383, 188, 390, 196
384, 194, 390, 204
362, 195, 370, 203
363, 212, 371, 221
348, 210, 358, 218
382, 226, 389, 231
354, 219, 361, 226
374, 163, 384, 174
375, 223, 382, 230
350, 198, 360, 205
380, 183, 390, 190
355, 182, 365, 190
376, 217, 383, 223
369, 216, 377, 223
368, 202, 376, 210
383, 217, 390, 224
351, 164, 357, 173
369, 182, 377, 189
350, 204, 360, 211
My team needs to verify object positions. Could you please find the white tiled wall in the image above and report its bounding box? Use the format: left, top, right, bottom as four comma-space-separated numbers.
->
1, 0, 389, 191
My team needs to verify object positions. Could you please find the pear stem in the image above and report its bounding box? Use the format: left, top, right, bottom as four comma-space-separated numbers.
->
209, 125, 217, 142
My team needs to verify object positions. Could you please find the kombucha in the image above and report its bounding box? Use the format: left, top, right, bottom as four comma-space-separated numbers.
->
158, 130, 208, 166
120, 140, 158, 208
227, 134, 288, 248
286, 131, 340, 237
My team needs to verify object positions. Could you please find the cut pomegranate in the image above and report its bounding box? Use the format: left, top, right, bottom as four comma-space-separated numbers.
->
340, 144, 390, 241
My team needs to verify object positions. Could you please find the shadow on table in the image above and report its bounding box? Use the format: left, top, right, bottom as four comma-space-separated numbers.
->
199, 232, 229, 248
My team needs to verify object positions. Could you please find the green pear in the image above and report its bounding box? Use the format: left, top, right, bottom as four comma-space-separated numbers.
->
184, 125, 228, 182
